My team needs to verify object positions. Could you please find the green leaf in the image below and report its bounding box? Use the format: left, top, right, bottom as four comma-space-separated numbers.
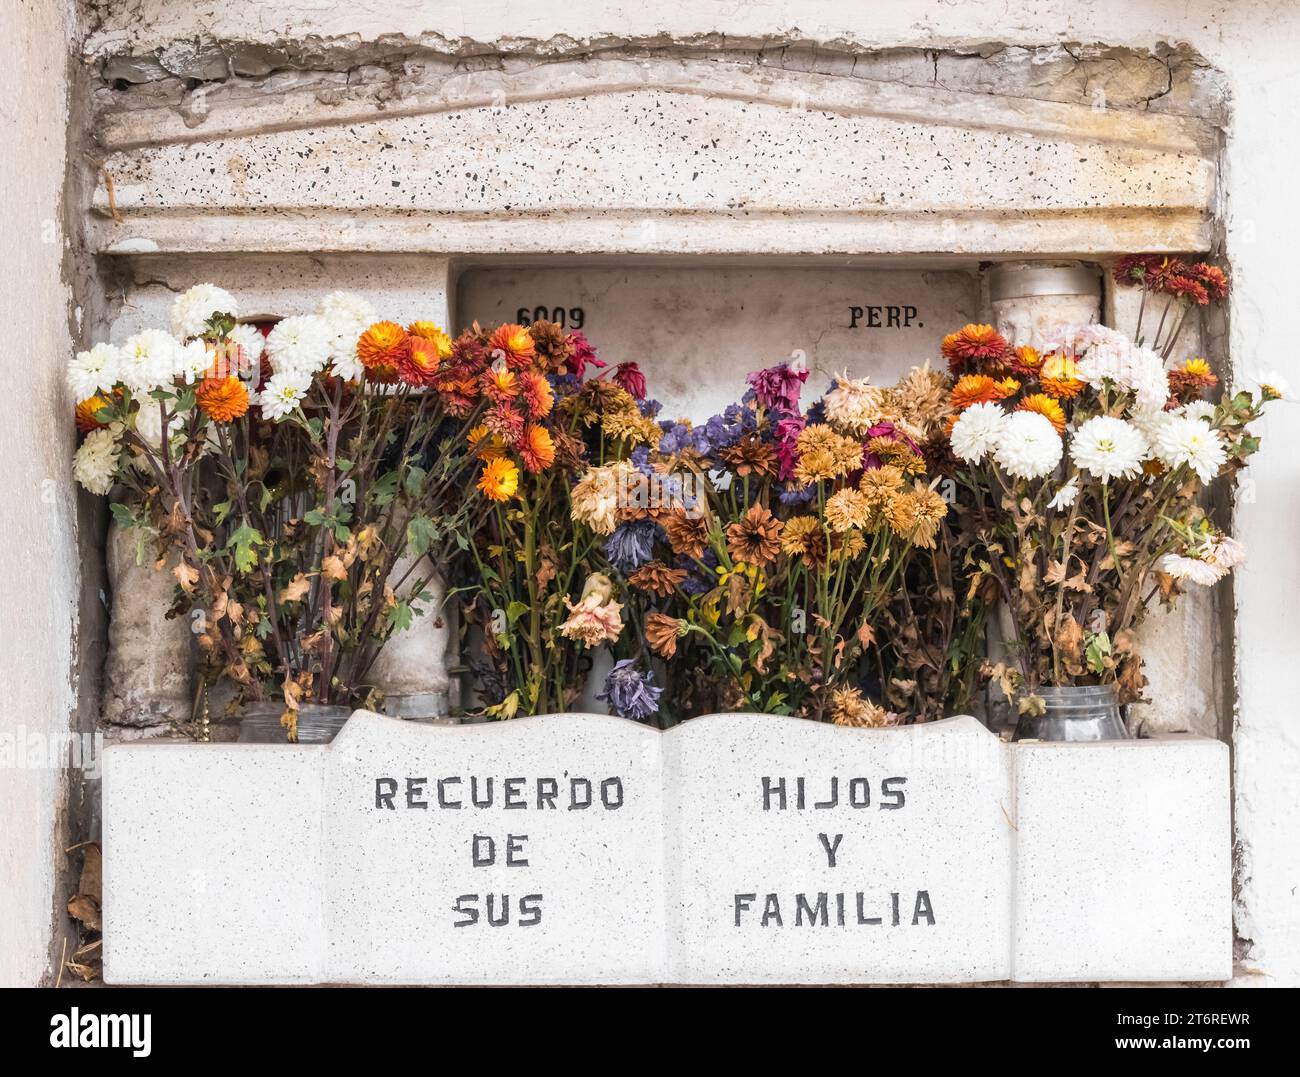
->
212, 499, 233, 526
406, 515, 437, 557
386, 602, 413, 634
1084, 630, 1112, 675
506, 600, 529, 626
403, 464, 427, 498
109, 502, 136, 528
227, 523, 263, 573
370, 471, 400, 507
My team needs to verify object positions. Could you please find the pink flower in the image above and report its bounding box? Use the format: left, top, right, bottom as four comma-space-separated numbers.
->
746, 362, 809, 414
775, 415, 806, 480
612, 362, 647, 401
569, 331, 605, 379
558, 594, 624, 647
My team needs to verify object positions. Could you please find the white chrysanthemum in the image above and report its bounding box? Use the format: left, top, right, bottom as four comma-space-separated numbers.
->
175, 339, 212, 384
228, 322, 265, 363
316, 291, 376, 381
133, 399, 171, 450
1042, 322, 1126, 355
1178, 399, 1217, 424
1069, 416, 1149, 482
1208, 536, 1246, 572
67, 342, 121, 399
171, 284, 238, 340
822, 372, 891, 436
949, 401, 1007, 464
992, 410, 1063, 480
118, 329, 182, 394
72, 427, 120, 494
1047, 476, 1079, 512
1075, 335, 1169, 412
1158, 552, 1224, 586
257, 370, 312, 422
264, 315, 332, 378
1152, 413, 1227, 484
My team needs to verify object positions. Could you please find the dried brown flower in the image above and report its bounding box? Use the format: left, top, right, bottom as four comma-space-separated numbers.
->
725, 501, 782, 566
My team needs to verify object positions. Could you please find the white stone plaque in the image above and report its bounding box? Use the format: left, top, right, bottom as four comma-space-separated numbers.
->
322, 712, 665, 984
664, 714, 1012, 983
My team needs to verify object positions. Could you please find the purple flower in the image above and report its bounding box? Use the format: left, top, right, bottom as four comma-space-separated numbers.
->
598, 659, 663, 721
779, 483, 815, 506
746, 362, 809, 413
639, 398, 662, 418
675, 549, 718, 595
604, 519, 661, 573
629, 445, 654, 476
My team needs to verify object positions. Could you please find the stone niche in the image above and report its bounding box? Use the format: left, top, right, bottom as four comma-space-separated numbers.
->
89, 49, 1226, 736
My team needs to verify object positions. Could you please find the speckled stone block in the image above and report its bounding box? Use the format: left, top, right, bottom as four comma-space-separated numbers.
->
102, 742, 329, 985
664, 714, 1013, 984
1010, 735, 1232, 983
322, 711, 665, 984
102, 714, 1233, 984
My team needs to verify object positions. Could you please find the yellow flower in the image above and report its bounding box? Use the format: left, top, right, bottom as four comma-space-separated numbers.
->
468, 424, 507, 460
824, 488, 874, 532
477, 457, 519, 502
1039, 354, 1085, 399
1016, 393, 1067, 434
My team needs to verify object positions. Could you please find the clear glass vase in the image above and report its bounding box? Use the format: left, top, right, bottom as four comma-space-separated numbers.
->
1012, 684, 1129, 742
236, 703, 352, 744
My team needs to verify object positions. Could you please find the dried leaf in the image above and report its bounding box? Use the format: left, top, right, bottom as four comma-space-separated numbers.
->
67, 894, 101, 931
320, 555, 347, 581
278, 573, 310, 604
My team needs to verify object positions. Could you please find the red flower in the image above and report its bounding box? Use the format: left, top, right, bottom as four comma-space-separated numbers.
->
1164, 275, 1210, 306
612, 362, 647, 401
568, 331, 605, 379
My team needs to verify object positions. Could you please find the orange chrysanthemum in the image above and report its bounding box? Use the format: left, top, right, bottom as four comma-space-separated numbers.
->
1016, 393, 1067, 433
518, 423, 556, 474
489, 323, 537, 369
468, 424, 507, 460
396, 336, 444, 387
951, 374, 1012, 410
196, 376, 250, 422
356, 321, 409, 382
519, 370, 554, 419
1002, 345, 1043, 379
483, 365, 518, 403
477, 457, 520, 502
406, 322, 454, 357
75, 393, 112, 433
1039, 354, 1085, 399
941, 323, 1008, 374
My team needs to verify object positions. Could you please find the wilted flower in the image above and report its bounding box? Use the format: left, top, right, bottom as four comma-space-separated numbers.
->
558, 591, 624, 647
746, 361, 808, 413
605, 519, 661, 573
597, 659, 662, 721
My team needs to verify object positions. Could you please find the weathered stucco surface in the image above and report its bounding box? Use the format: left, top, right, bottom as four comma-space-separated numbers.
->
0, 0, 79, 987
69, 0, 1300, 985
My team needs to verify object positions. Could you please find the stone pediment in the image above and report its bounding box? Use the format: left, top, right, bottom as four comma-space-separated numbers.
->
90, 57, 1217, 257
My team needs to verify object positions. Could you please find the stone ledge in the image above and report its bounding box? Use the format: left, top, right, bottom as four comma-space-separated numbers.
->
102, 711, 1232, 985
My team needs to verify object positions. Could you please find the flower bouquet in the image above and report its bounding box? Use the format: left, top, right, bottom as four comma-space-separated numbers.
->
614, 360, 952, 725
70, 285, 488, 738
461, 320, 665, 718
941, 281, 1277, 733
